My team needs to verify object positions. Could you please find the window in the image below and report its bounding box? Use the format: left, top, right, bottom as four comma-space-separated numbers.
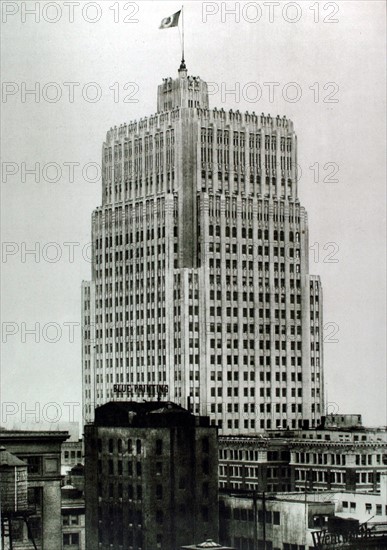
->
28, 487, 42, 514
202, 506, 209, 522
365, 503, 372, 513
24, 456, 42, 475
156, 510, 163, 524
63, 515, 79, 526
273, 511, 280, 525
156, 439, 163, 455
156, 484, 163, 500
63, 533, 79, 546
376, 504, 382, 515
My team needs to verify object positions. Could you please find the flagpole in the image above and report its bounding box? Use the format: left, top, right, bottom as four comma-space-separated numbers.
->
181, 5, 185, 66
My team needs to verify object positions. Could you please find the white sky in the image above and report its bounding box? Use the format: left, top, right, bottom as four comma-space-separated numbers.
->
1, 1, 386, 429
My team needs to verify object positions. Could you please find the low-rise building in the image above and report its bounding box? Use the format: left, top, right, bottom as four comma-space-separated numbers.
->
219, 491, 335, 550
219, 437, 291, 492
219, 428, 387, 495
324, 414, 363, 430
61, 439, 84, 476
328, 471, 387, 524
0, 430, 69, 550
62, 484, 85, 550
290, 436, 387, 494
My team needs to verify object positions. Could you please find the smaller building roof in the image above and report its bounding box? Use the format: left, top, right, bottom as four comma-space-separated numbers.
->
181, 541, 235, 550
197, 541, 224, 548
0, 430, 69, 443
0, 446, 27, 467
70, 463, 84, 475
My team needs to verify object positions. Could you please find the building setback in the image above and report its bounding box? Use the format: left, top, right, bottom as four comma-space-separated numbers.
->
82, 62, 324, 434
84, 401, 218, 550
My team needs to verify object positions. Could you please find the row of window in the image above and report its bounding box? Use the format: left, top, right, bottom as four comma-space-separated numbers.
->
222, 506, 281, 525
97, 437, 164, 456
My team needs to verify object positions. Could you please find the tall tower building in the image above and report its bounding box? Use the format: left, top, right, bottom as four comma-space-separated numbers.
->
82, 63, 324, 434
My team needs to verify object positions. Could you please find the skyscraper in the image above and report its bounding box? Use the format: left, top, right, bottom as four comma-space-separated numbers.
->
82, 62, 324, 434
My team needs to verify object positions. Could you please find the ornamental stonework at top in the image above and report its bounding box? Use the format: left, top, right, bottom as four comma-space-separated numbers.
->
105, 66, 293, 145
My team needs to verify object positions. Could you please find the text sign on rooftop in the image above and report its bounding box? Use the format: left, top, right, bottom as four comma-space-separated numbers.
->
113, 384, 169, 397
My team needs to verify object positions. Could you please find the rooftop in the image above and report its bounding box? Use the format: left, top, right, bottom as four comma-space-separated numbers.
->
91, 401, 213, 429
0, 430, 70, 443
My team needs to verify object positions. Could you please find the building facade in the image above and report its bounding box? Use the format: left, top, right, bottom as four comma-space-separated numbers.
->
84, 401, 218, 550
0, 430, 69, 550
219, 436, 291, 493
219, 491, 335, 550
219, 489, 387, 550
82, 63, 325, 434
61, 438, 84, 475
219, 429, 387, 494
62, 484, 85, 550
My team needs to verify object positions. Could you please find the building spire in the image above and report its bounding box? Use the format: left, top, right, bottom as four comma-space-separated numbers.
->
180, 5, 186, 72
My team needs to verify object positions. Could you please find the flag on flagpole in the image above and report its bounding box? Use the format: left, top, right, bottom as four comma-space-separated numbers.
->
159, 10, 181, 29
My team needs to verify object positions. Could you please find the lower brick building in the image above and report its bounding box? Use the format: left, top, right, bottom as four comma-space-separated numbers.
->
219, 427, 387, 494
0, 430, 69, 550
84, 401, 219, 550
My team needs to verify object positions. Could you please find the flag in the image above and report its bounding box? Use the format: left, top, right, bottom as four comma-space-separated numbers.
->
159, 10, 181, 29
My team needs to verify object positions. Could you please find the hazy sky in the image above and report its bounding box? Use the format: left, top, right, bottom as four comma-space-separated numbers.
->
1, 1, 386, 430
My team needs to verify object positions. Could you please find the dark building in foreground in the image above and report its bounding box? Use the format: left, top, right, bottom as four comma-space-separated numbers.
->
84, 401, 219, 550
